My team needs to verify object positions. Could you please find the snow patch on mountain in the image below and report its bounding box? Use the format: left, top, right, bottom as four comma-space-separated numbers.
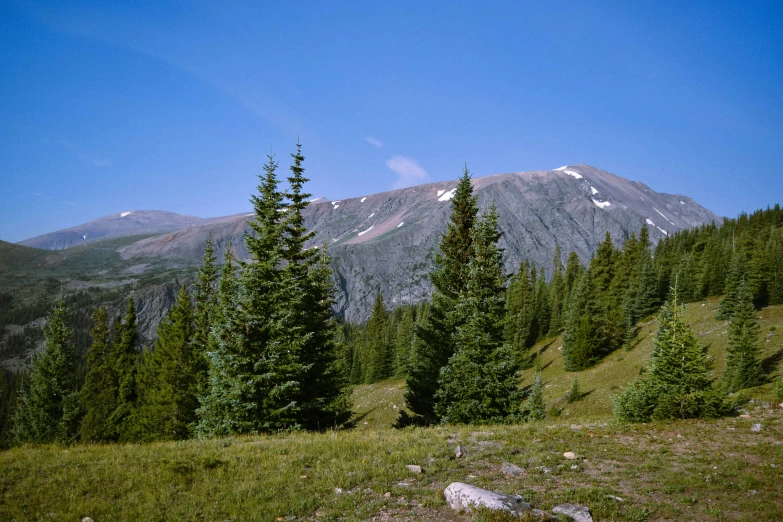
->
438, 188, 457, 202
653, 207, 675, 225
592, 198, 611, 209
357, 226, 374, 237
121, 212, 132, 217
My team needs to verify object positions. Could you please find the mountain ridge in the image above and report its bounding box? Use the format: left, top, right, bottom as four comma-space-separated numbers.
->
107, 164, 721, 320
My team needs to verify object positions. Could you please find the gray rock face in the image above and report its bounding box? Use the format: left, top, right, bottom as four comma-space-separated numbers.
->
74, 165, 718, 322
552, 503, 593, 522
443, 482, 534, 516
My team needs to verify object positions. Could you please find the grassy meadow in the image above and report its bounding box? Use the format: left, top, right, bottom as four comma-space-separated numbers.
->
2, 298, 783, 521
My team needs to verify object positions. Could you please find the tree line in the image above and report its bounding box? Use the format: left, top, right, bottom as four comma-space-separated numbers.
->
5, 155, 783, 444
9, 144, 349, 445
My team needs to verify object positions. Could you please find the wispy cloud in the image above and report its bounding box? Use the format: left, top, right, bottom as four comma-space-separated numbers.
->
386, 156, 430, 189
63, 201, 78, 206
59, 140, 112, 168
365, 136, 383, 148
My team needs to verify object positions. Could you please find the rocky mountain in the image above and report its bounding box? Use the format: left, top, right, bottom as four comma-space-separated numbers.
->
117, 165, 721, 321
18, 210, 208, 250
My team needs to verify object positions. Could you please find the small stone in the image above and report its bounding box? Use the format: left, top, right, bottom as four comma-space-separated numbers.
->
570, 464, 579, 470
569, 424, 582, 430
563, 451, 578, 460
751, 423, 763, 432
299, 474, 308, 479
502, 462, 524, 476
779, 403, 783, 409
740, 414, 752, 419
384, 492, 391, 498
406, 464, 423, 474
749, 489, 758, 495
455, 445, 466, 459
607, 495, 624, 502
552, 503, 593, 522
334, 488, 343, 495
762, 402, 771, 408
82, 518, 94, 522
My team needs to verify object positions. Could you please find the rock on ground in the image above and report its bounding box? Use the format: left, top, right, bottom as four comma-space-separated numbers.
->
552, 504, 593, 522
444, 482, 534, 516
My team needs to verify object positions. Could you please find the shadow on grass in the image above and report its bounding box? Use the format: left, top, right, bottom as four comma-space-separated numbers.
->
761, 348, 783, 378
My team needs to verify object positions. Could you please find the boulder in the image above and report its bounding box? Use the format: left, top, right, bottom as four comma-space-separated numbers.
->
552, 503, 593, 522
444, 482, 534, 516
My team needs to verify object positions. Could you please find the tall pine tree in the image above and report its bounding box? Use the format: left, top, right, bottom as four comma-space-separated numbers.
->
135, 285, 199, 440
12, 297, 80, 444
406, 167, 478, 423
434, 207, 522, 423
108, 297, 139, 442
79, 307, 117, 442
366, 292, 391, 383
723, 280, 764, 393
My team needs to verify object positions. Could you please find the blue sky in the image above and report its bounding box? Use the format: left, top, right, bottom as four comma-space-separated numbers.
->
1, 1, 781, 242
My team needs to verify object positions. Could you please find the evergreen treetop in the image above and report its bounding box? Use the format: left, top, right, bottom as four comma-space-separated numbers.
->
12, 297, 79, 445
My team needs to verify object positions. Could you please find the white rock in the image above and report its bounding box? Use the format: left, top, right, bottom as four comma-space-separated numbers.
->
563, 451, 578, 460
444, 482, 533, 516
406, 464, 422, 474
455, 445, 466, 459
552, 503, 593, 522
82, 518, 94, 522
751, 423, 763, 432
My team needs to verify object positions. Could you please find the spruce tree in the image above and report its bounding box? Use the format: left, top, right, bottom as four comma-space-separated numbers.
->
12, 297, 79, 444
393, 307, 415, 377
525, 373, 546, 421
548, 245, 566, 335
192, 234, 218, 392
717, 253, 746, 319
563, 250, 584, 305
567, 377, 581, 403
434, 207, 521, 423
135, 285, 198, 440
293, 245, 349, 429
505, 261, 534, 356
406, 167, 478, 422
614, 289, 724, 422
561, 270, 602, 371
366, 292, 391, 383
723, 280, 764, 393
278, 144, 348, 429
197, 247, 256, 436
108, 297, 139, 442
79, 307, 117, 442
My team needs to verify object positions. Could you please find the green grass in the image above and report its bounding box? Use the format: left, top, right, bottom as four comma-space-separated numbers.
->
2, 408, 782, 521
3, 298, 783, 521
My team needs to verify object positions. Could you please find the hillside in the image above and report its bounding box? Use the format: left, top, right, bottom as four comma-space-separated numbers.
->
351, 297, 783, 429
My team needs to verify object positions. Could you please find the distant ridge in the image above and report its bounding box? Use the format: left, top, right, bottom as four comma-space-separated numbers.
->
18, 210, 207, 250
